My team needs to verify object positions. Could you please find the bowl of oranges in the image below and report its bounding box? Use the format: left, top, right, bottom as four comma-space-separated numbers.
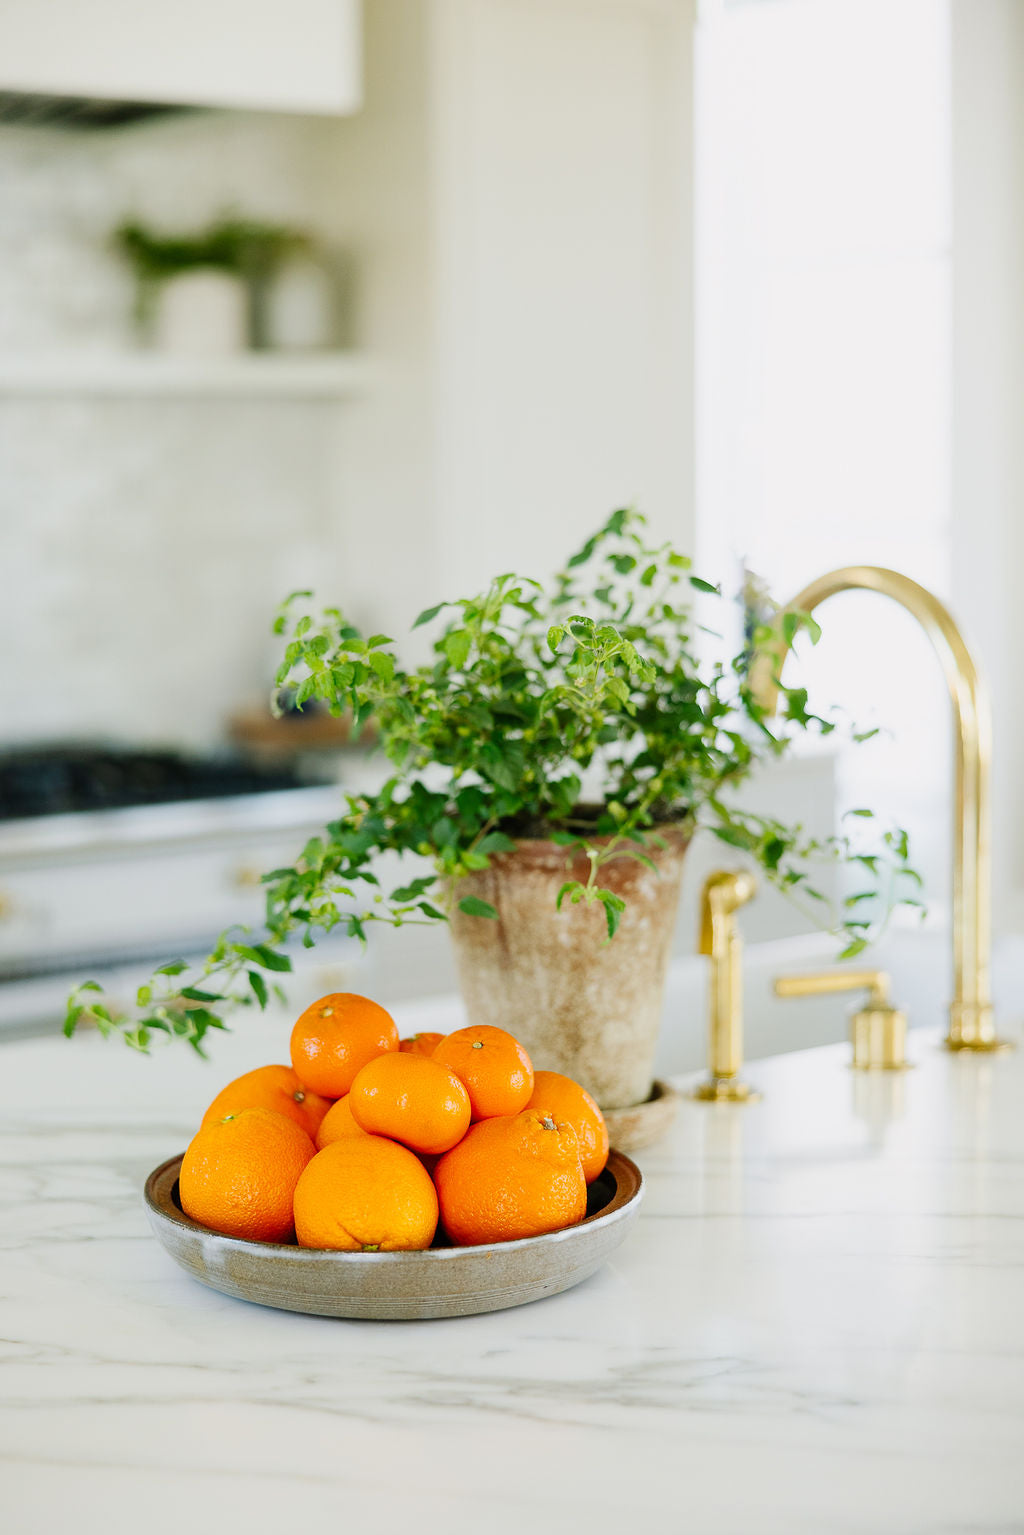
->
144, 992, 643, 1319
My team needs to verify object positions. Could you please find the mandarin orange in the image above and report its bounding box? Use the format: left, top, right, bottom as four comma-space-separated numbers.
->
290, 992, 399, 1098
434, 1108, 586, 1246
432, 1024, 534, 1120
179, 1106, 314, 1243
398, 1031, 445, 1058
314, 1094, 369, 1150
293, 1136, 438, 1251
527, 1070, 609, 1183
200, 1064, 332, 1142
348, 1053, 471, 1155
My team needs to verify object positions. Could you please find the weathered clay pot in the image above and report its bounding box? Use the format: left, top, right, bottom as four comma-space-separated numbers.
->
448, 826, 690, 1110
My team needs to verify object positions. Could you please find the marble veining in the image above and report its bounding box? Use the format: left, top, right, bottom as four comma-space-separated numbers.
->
1, 1007, 1023, 1533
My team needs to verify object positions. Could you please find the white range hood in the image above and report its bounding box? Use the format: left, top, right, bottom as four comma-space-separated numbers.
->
0, 0, 362, 117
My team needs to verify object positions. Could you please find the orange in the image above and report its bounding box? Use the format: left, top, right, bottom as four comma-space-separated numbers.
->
314, 1094, 369, 1150
179, 1106, 314, 1243
434, 1108, 587, 1246
399, 1031, 445, 1058
294, 1136, 438, 1251
349, 1053, 471, 1156
527, 1070, 609, 1184
432, 1025, 534, 1121
290, 992, 399, 1098
200, 1064, 333, 1142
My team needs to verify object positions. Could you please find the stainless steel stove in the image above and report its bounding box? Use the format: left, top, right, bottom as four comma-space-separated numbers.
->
0, 745, 353, 1032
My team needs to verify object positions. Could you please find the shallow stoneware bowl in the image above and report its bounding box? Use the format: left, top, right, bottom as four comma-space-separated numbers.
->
144, 1149, 643, 1321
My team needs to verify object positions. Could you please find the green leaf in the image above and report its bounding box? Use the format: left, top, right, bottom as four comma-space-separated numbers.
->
458, 896, 498, 919
413, 602, 446, 629
248, 971, 268, 1009
599, 890, 626, 939
475, 831, 517, 855
233, 943, 292, 973
391, 876, 436, 902
154, 959, 187, 976
689, 576, 719, 594
369, 651, 395, 682
444, 629, 472, 669
417, 902, 447, 921
837, 938, 869, 961
567, 536, 598, 569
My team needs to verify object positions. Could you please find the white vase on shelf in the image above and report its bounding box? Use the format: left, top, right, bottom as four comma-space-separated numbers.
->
151, 271, 249, 356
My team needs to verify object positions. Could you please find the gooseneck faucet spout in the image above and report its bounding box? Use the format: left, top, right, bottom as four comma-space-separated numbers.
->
749, 565, 1008, 1053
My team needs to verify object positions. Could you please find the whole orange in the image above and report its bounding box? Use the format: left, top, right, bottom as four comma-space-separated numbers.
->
434, 1108, 587, 1246
432, 1025, 534, 1120
290, 992, 399, 1098
399, 1031, 445, 1058
527, 1070, 609, 1184
294, 1136, 438, 1251
201, 1064, 333, 1142
314, 1094, 369, 1151
179, 1106, 314, 1243
349, 1053, 471, 1155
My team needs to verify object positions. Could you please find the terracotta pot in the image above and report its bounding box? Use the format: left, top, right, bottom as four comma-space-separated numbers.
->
448, 826, 690, 1110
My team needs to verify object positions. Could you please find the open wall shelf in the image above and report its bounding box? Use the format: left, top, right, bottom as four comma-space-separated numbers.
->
0, 351, 369, 400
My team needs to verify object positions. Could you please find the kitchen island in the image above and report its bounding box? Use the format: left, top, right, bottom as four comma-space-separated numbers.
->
1, 1005, 1022, 1534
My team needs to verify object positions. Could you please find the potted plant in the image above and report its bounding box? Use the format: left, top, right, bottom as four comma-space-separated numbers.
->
67, 510, 916, 1108
114, 215, 313, 349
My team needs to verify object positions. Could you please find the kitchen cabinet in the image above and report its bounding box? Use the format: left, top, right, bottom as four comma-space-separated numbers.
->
0, 0, 362, 115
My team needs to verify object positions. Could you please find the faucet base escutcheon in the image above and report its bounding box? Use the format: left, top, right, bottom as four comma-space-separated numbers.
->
945, 1002, 1014, 1053
691, 1075, 761, 1103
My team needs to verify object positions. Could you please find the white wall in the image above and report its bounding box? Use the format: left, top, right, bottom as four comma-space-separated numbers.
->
430, 0, 696, 592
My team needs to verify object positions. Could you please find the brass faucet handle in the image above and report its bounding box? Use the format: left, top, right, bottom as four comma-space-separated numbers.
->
773, 968, 911, 1071
774, 968, 890, 1008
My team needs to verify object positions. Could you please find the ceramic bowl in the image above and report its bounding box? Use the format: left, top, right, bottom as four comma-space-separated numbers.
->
144, 1148, 643, 1320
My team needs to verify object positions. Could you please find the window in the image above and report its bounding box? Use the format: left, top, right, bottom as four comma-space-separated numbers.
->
696, 0, 953, 904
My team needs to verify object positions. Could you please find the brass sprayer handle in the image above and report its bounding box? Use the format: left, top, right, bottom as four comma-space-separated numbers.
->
692, 870, 761, 1102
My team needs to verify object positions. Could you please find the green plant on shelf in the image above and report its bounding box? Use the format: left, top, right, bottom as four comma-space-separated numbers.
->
66, 508, 921, 1053
114, 214, 313, 343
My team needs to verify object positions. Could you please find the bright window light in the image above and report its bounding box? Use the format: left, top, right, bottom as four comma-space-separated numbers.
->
696, 0, 953, 906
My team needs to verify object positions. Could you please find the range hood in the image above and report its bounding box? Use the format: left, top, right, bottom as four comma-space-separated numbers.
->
0, 0, 362, 120
0, 90, 186, 130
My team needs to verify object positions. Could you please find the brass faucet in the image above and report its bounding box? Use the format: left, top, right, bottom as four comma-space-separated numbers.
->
749, 565, 1009, 1053
692, 870, 761, 1101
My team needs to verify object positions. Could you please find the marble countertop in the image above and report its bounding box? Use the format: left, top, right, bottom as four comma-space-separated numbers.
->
2, 1004, 1023, 1534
